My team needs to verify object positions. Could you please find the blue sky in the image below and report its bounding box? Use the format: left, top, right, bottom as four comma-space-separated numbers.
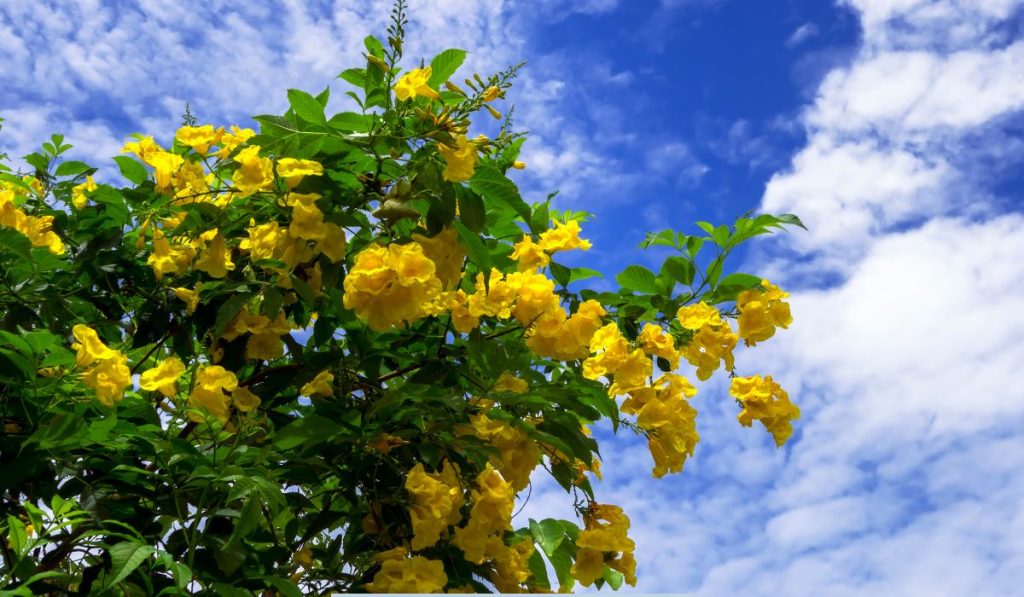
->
3, 0, 1024, 594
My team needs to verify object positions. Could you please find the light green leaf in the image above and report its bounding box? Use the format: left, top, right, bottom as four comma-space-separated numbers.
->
615, 265, 660, 294
54, 160, 92, 177
469, 163, 531, 223
427, 49, 467, 88
287, 89, 327, 126
112, 156, 148, 185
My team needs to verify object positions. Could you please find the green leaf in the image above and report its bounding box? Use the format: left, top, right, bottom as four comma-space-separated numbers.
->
548, 542, 575, 592
214, 293, 251, 338
615, 265, 660, 294
328, 111, 371, 132
427, 49, 467, 88
469, 163, 531, 223
603, 567, 625, 590
364, 35, 385, 58
530, 201, 550, 234
775, 213, 807, 230
456, 187, 486, 233
0, 228, 32, 260
569, 267, 602, 284
453, 221, 491, 273
526, 549, 551, 590
113, 156, 148, 185
103, 542, 155, 588
530, 518, 567, 557
263, 578, 303, 597
54, 160, 92, 177
91, 186, 130, 226
338, 68, 366, 89
287, 89, 327, 126
550, 262, 571, 287
662, 256, 695, 286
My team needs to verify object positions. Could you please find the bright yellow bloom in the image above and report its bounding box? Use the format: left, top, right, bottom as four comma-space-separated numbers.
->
71, 324, 119, 367
465, 413, 539, 492
276, 158, 323, 189
635, 379, 699, 478
139, 356, 186, 397
0, 192, 65, 254
677, 301, 724, 330
573, 504, 637, 587
317, 222, 347, 263
510, 235, 549, 272
216, 125, 255, 159
537, 219, 591, 253
121, 135, 162, 165
300, 370, 334, 397
453, 465, 515, 563
232, 145, 274, 196
288, 193, 328, 241
240, 220, 284, 262
736, 280, 793, 346
482, 86, 501, 102
194, 232, 235, 279
405, 462, 463, 550
436, 135, 478, 182
637, 323, 681, 369
394, 67, 440, 102
172, 285, 202, 314
189, 365, 239, 423
82, 353, 131, 408
148, 151, 184, 190
730, 374, 800, 447
175, 125, 220, 155
343, 243, 444, 331
71, 175, 97, 209
146, 228, 195, 280
366, 551, 447, 593
492, 371, 528, 395
412, 227, 466, 289
491, 537, 534, 592
682, 321, 737, 381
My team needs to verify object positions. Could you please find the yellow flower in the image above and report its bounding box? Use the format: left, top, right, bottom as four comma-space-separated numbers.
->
121, 135, 162, 165
637, 323, 681, 369
189, 365, 238, 423
394, 67, 440, 102
175, 125, 221, 155
411, 226, 466, 289
482, 86, 501, 102
730, 374, 800, 447
511, 160, 526, 170
71, 324, 119, 368
300, 370, 334, 397
276, 158, 323, 189
71, 175, 97, 209
240, 220, 285, 262
453, 465, 515, 564
288, 193, 328, 241
677, 301, 723, 330
736, 280, 793, 346
405, 462, 463, 550
246, 332, 284, 361
537, 219, 591, 253
231, 386, 261, 412
343, 243, 444, 331
215, 125, 255, 159
436, 135, 478, 182
491, 371, 528, 395
194, 232, 235, 279
573, 504, 637, 587
366, 553, 447, 593
146, 228, 195, 280
316, 222, 347, 263
148, 151, 184, 190
138, 356, 185, 397
510, 235, 549, 272
232, 145, 274, 196
682, 321, 737, 381
172, 285, 202, 314
82, 353, 131, 407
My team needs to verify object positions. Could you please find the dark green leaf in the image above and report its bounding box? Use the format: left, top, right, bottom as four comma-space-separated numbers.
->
662, 256, 695, 286
103, 542, 155, 588
469, 164, 531, 223
453, 221, 491, 273
456, 187, 486, 233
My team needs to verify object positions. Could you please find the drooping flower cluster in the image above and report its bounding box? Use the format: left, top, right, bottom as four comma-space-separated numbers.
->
404, 462, 463, 550
572, 504, 637, 587
343, 242, 445, 331
221, 307, 294, 362
736, 280, 793, 346
365, 547, 447, 594
0, 179, 65, 254
188, 365, 259, 423
676, 302, 738, 381
71, 325, 130, 407
729, 374, 801, 447
452, 465, 515, 564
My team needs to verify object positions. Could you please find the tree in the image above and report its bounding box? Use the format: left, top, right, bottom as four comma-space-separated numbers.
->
0, 2, 803, 593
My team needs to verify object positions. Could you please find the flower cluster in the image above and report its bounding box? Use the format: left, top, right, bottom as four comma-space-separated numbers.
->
572, 504, 637, 587
0, 178, 64, 254
737, 280, 793, 346
730, 374, 801, 447
71, 325, 130, 407
404, 462, 463, 551
677, 302, 738, 381
343, 242, 445, 331
365, 547, 447, 594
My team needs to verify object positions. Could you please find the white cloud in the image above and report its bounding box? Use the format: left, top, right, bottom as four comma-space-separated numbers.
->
786, 23, 820, 48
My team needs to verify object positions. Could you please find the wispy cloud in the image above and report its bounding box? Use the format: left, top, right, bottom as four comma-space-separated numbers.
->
786, 23, 820, 48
